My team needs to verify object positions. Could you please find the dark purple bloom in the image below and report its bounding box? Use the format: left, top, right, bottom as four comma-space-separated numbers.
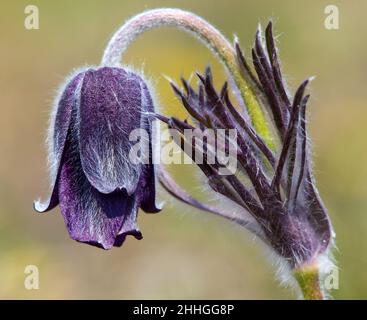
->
159, 22, 333, 269
35, 67, 160, 249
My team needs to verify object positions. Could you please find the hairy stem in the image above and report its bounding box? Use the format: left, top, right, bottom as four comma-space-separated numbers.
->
294, 263, 325, 300
102, 8, 273, 147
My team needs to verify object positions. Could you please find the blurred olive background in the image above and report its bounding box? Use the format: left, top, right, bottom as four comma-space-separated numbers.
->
0, 0, 366, 299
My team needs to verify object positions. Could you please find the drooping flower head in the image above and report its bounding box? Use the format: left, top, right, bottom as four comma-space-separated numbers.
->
159, 22, 333, 271
35, 67, 160, 249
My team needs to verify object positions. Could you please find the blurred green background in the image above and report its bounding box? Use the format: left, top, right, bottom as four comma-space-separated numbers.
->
1, 0, 366, 299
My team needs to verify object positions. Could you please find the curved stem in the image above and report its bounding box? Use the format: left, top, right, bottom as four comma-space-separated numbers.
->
102, 8, 273, 147
294, 263, 325, 300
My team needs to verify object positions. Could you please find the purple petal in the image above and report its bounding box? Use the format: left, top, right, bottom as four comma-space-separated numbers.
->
138, 80, 162, 213
139, 165, 161, 213
58, 133, 141, 249
78, 67, 143, 195
35, 71, 85, 213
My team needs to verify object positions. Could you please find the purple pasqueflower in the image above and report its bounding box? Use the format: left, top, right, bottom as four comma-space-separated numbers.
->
158, 22, 333, 269
35, 66, 160, 249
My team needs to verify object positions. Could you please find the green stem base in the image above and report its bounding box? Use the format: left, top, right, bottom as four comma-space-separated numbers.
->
294, 263, 325, 300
